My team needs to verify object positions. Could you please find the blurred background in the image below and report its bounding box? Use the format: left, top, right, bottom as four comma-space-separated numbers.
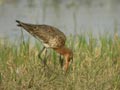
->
0, 0, 120, 39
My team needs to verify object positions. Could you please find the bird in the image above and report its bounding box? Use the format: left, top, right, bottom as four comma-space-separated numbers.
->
16, 20, 73, 71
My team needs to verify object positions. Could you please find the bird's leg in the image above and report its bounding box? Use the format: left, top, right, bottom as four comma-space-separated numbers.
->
38, 47, 45, 61
59, 55, 64, 68
43, 48, 47, 66
38, 46, 48, 67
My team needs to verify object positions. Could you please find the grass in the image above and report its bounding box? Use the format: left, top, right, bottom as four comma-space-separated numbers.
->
0, 33, 120, 90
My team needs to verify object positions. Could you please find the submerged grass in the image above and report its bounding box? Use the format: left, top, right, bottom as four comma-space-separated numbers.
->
0, 33, 120, 90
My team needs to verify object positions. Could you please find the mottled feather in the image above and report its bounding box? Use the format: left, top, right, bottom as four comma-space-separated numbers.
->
16, 20, 66, 48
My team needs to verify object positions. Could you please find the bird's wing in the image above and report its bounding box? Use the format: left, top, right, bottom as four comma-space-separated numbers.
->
16, 20, 66, 48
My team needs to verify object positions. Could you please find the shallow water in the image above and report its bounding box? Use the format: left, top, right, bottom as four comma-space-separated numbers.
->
0, 0, 120, 39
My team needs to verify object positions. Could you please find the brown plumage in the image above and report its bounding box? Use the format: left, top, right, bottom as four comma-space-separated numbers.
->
16, 20, 73, 71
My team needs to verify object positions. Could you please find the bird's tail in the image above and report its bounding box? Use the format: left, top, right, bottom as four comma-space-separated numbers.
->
16, 20, 24, 27
16, 20, 37, 37
16, 20, 33, 31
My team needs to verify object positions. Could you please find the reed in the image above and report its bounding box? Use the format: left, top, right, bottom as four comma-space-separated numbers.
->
0, 33, 120, 90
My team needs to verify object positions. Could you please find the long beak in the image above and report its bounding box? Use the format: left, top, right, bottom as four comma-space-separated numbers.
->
71, 57, 73, 63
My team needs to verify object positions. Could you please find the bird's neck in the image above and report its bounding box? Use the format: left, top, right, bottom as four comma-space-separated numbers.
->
54, 46, 71, 56
54, 46, 73, 71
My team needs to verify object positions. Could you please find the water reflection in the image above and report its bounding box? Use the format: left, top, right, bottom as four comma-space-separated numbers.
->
0, 0, 120, 39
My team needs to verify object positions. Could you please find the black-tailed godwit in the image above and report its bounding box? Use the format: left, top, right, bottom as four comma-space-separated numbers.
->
16, 20, 73, 71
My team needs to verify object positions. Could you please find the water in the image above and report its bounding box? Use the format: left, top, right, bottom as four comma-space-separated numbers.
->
0, 0, 120, 39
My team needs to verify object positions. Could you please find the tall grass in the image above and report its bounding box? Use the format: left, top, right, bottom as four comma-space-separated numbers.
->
0, 33, 120, 90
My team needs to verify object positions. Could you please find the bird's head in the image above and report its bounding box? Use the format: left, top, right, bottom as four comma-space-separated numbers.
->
54, 46, 73, 71
64, 48, 73, 62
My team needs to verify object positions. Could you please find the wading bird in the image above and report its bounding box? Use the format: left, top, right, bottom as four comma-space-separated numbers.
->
16, 20, 73, 71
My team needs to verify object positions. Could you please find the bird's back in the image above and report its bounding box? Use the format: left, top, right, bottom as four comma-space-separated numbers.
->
16, 20, 66, 48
